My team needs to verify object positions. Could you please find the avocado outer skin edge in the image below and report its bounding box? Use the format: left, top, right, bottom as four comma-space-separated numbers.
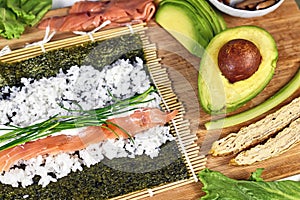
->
198, 25, 278, 114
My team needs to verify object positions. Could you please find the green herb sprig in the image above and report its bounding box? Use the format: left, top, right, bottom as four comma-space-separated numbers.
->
0, 86, 156, 151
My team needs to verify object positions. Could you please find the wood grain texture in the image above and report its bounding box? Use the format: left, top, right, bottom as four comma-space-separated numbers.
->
146, 0, 300, 198
0, 0, 299, 199
0, 8, 70, 50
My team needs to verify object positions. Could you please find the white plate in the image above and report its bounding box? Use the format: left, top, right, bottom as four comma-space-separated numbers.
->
209, 0, 285, 18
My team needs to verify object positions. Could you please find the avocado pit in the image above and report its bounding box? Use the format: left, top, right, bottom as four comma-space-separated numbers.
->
218, 39, 262, 83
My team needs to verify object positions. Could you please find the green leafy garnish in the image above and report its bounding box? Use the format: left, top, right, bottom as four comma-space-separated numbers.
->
0, 7, 25, 39
248, 168, 264, 182
198, 168, 300, 200
0, 86, 156, 151
0, 0, 52, 39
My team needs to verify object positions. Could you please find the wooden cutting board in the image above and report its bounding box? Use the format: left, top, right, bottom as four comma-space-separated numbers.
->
0, 0, 299, 199
144, 0, 300, 199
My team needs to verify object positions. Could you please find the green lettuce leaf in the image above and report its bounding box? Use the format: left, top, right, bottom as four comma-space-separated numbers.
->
21, 0, 52, 26
0, 0, 51, 39
248, 168, 264, 182
6, 0, 35, 25
0, 7, 25, 39
198, 168, 300, 200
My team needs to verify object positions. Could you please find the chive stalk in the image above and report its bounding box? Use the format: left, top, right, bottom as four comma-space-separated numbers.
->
0, 86, 156, 151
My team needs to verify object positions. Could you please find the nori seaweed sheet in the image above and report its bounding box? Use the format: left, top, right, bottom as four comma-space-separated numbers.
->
0, 34, 144, 89
0, 33, 189, 199
0, 141, 189, 200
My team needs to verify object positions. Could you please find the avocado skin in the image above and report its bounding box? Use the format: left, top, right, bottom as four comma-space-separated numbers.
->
198, 25, 278, 114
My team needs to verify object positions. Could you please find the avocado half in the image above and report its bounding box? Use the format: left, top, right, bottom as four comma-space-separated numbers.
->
198, 26, 278, 114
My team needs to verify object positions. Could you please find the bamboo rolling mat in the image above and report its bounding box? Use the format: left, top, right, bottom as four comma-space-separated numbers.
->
0, 23, 204, 200
1, 0, 299, 198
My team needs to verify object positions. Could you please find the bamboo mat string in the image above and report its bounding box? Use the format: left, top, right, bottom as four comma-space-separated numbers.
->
0, 25, 203, 199
0, 45, 11, 57
147, 189, 154, 197
25, 26, 56, 52
73, 20, 112, 42
126, 24, 135, 34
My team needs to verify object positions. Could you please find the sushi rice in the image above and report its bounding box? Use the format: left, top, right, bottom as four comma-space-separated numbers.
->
0, 57, 174, 188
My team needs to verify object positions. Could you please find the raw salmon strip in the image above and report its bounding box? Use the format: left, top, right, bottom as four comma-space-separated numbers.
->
0, 108, 178, 173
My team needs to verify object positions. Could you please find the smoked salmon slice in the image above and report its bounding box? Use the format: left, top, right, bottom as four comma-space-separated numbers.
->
38, 0, 156, 32
68, 0, 153, 15
0, 108, 178, 173
69, 1, 110, 14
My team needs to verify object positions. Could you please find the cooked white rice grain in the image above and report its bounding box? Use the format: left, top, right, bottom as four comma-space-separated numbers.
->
0, 57, 173, 188
0, 57, 151, 127
0, 126, 173, 188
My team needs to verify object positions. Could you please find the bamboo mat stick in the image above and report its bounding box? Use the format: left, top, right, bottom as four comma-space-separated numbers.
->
0, 23, 205, 200
0, 23, 147, 63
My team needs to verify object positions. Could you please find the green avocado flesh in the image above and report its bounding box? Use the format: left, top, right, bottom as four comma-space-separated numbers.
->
155, 0, 226, 57
205, 67, 300, 130
155, 3, 205, 57
198, 25, 278, 114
